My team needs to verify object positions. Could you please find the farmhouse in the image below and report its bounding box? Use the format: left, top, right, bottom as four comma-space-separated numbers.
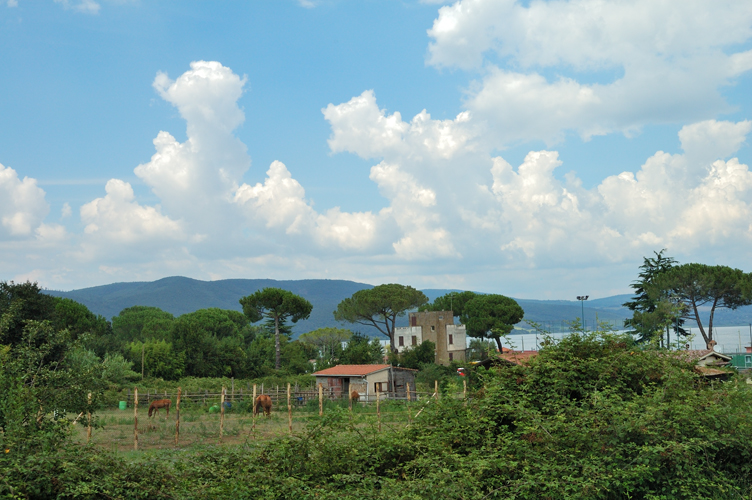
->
312, 364, 417, 401
394, 310, 467, 365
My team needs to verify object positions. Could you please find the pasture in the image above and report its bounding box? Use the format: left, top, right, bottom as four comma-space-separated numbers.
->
71, 397, 429, 452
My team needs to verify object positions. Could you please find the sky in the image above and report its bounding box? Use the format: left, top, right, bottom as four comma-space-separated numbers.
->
1, 0, 752, 300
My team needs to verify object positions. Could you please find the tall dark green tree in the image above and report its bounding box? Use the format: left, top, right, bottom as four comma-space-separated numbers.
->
461, 294, 524, 352
240, 288, 313, 370
652, 263, 752, 348
419, 290, 478, 317
334, 284, 428, 353
623, 250, 685, 345
339, 333, 384, 365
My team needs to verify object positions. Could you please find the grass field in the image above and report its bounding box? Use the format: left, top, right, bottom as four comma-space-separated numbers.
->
71, 399, 426, 452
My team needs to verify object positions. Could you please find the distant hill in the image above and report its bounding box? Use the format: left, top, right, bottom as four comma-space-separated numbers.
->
45, 277, 752, 338
46, 277, 374, 337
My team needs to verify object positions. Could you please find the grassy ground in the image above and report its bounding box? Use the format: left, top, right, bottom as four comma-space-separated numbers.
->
71, 400, 422, 452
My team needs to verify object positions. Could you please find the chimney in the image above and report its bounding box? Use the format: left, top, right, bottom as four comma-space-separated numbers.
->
707, 340, 718, 351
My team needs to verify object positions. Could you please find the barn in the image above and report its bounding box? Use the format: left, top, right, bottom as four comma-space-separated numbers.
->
312, 364, 417, 401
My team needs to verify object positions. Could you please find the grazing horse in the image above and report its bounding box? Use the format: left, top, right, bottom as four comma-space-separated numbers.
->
148, 399, 171, 418
254, 395, 272, 418
350, 390, 360, 403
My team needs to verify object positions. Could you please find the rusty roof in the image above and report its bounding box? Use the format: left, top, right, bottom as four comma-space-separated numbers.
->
671, 349, 732, 363
312, 364, 392, 377
498, 350, 539, 365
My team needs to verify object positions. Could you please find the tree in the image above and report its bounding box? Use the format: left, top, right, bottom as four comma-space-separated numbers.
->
419, 291, 478, 317
461, 294, 524, 352
623, 250, 686, 345
339, 333, 384, 365
387, 340, 435, 369
112, 306, 175, 343
239, 288, 313, 370
651, 263, 752, 348
334, 284, 428, 353
169, 308, 250, 377
299, 327, 352, 367
0, 296, 104, 452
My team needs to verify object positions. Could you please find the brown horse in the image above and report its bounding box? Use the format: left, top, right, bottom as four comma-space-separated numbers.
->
254, 395, 272, 418
148, 399, 171, 418
350, 390, 360, 403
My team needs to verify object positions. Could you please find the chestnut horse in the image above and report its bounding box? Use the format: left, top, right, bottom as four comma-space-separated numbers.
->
254, 395, 272, 418
148, 399, 171, 418
350, 390, 360, 403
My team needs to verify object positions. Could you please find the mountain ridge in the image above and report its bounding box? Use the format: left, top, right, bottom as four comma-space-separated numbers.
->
44, 276, 752, 337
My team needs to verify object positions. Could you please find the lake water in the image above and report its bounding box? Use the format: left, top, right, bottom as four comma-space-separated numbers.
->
503, 324, 752, 355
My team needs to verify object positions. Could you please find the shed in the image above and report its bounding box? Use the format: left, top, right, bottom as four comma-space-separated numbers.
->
312, 364, 417, 401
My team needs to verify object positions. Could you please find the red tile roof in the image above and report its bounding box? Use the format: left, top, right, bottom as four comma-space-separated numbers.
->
312, 364, 391, 377
498, 350, 539, 365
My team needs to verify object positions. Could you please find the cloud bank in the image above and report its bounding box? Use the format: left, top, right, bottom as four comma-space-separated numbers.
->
3, 0, 752, 298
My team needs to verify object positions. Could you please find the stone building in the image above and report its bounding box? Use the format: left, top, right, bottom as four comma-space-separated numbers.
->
312, 364, 417, 401
394, 310, 467, 365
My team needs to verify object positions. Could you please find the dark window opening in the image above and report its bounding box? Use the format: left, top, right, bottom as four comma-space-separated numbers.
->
412, 336, 417, 346
448, 334, 454, 345
399, 336, 404, 347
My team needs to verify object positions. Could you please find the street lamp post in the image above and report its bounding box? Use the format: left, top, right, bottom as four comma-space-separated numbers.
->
576, 295, 589, 331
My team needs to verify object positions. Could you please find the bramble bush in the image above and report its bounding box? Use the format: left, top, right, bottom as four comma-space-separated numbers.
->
3, 331, 752, 499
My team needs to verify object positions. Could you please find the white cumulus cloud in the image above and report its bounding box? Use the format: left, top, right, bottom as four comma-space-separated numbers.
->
426, 0, 752, 145
0, 163, 49, 237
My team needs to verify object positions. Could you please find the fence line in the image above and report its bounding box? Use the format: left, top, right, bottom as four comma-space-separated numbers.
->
121, 386, 442, 408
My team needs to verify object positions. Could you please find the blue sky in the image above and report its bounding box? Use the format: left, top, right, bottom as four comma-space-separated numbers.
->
2, 0, 752, 299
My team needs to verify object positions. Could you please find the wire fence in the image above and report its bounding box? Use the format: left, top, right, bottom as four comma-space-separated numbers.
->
80, 380, 466, 451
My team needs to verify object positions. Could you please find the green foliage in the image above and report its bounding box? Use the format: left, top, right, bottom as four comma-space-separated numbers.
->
388, 340, 435, 369
419, 290, 478, 317
111, 305, 174, 343
0, 320, 104, 453
624, 250, 687, 344
334, 283, 428, 352
240, 287, 313, 370
4, 332, 752, 499
466, 338, 496, 361
652, 262, 752, 347
339, 333, 384, 364
126, 339, 185, 380
461, 294, 524, 351
169, 308, 252, 378
100, 352, 140, 385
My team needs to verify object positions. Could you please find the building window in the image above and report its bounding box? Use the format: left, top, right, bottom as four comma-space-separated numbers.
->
431, 326, 435, 331
448, 334, 454, 345
746, 355, 752, 364
374, 382, 385, 393
439, 316, 443, 320
399, 336, 404, 347
411, 316, 417, 327
449, 353, 454, 361
412, 336, 417, 346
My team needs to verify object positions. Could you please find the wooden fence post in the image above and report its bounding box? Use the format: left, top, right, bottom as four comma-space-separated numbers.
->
287, 383, 292, 434
87, 392, 92, 444
133, 387, 139, 451
219, 386, 226, 439
406, 382, 412, 426
318, 383, 323, 417
231, 377, 235, 402
376, 386, 381, 432
175, 387, 181, 446
435, 380, 439, 400
251, 383, 257, 438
